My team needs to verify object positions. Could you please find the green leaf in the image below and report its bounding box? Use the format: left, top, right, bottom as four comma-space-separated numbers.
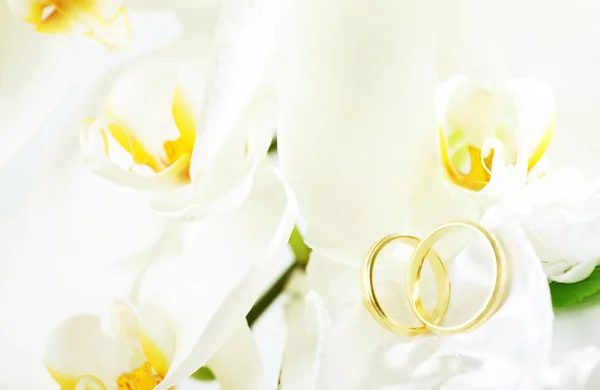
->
550, 266, 600, 308
191, 366, 215, 381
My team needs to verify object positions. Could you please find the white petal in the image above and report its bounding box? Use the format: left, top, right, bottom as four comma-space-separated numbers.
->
487, 169, 600, 283
1, 129, 167, 264
434, 76, 517, 149
544, 305, 600, 389
407, 151, 482, 237
103, 60, 181, 157
0, 5, 74, 169
506, 78, 555, 162
207, 323, 264, 390
277, 0, 439, 257
137, 164, 295, 389
280, 290, 330, 390
190, 0, 276, 179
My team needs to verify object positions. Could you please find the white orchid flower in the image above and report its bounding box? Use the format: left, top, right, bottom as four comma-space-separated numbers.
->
431, 0, 600, 197
80, 0, 276, 220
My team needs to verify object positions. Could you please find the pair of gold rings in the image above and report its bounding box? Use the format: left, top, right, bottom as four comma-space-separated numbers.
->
361, 220, 507, 336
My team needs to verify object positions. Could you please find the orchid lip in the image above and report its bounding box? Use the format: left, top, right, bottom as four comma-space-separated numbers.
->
435, 76, 556, 192
84, 84, 198, 189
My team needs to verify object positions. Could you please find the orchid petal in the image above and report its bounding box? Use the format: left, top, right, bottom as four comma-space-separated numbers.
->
506, 78, 555, 171
207, 323, 264, 390
483, 169, 600, 283
280, 290, 330, 390
544, 305, 600, 389
407, 152, 481, 237
190, 0, 276, 180
135, 164, 295, 390
277, 0, 439, 258
103, 60, 182, 158
0, 4, 73, 169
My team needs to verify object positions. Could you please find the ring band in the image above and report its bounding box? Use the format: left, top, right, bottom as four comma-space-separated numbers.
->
361, 234, 451, 336
406, 220, 507, 335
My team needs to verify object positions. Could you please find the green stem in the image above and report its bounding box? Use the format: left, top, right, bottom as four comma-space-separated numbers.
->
288, 225, 311, 266
268, 137, 278, 154
246, 261, 300, 327
246, 226, 310, 326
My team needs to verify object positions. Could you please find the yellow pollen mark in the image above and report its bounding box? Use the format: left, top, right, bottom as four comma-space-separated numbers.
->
46, 366, 77, 389
21, 0, 131, 47
439, 126, 494, 191
163, 86, 197, 176
103, 118, 164, 173
527, 117, 555, 171
172, 86, 196, 150
140, 331, 171, 379
163, 138, 191, 169
117, 362, 162, 390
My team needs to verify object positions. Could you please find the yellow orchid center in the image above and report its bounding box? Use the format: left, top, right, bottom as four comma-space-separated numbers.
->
60, 362, 162, 390
438, 120, 555, 192
18, 0, 130, 46
97, 85, 197, 182
116, 362, 162, 390
50, 358, 169, 390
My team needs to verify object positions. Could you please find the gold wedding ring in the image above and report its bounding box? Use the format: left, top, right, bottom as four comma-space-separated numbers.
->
361, 220, 506, 336
361, 235, 451, 336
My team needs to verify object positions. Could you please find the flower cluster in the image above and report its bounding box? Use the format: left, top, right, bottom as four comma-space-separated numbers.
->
4, 0, 600, 389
